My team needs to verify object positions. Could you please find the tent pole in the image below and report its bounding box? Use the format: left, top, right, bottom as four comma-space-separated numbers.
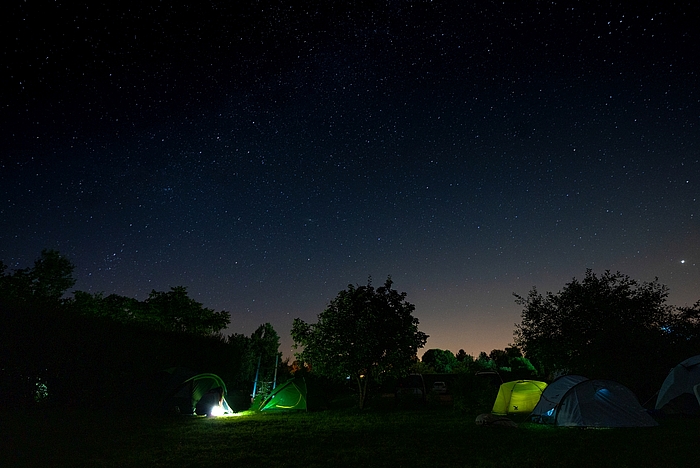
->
252, 355, 261, 401
273, 354, 279, 389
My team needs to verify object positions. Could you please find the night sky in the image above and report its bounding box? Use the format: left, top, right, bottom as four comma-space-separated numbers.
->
2, 1, 698, 359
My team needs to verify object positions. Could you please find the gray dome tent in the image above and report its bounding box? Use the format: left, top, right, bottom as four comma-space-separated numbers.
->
655, 355, 700, 416
530, 374, 589, 424
551, 379, 657, 427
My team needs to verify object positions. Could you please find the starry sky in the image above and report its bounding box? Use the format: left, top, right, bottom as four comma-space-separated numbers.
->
2, 1, 698, 359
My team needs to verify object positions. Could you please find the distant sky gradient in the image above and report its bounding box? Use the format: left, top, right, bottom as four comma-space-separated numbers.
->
2, 1, 698, 358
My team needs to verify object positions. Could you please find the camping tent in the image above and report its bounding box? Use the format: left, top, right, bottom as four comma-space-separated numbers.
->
553, 379, 657, 427
163, 370, 232, 416
530, 375, 589, 423
259, 377, 307, 412
655, 355, 700, 416
492, 380, 547, 415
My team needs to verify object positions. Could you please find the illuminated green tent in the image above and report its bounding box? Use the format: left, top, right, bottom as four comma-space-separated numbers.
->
492, 380, 548, 415
259, 377, 307, 412
164, 371, 232, 416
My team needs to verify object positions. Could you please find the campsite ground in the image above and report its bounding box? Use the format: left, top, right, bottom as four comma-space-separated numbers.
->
2, 406, 697, 468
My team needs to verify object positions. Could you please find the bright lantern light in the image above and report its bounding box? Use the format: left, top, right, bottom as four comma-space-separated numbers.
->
210, 405, 224, 417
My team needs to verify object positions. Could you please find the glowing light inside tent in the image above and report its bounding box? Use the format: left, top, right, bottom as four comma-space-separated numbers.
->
208, 406, 243, 418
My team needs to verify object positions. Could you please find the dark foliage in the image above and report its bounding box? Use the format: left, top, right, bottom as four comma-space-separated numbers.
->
1, 299, 244, 410
71, 287, 230, 336
0, 251, 268, 411
292, 276, 428, 409
513, 269, 694, 402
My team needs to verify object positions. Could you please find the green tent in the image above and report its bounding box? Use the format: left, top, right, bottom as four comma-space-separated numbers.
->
171, 372, 233, 416
492, 380, 548, 415
259, 377, 307, 412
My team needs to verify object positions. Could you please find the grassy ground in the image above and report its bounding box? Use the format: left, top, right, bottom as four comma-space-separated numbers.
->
2, 404, 698, 468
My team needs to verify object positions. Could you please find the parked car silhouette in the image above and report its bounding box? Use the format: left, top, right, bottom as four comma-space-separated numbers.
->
432, 381, 447, 394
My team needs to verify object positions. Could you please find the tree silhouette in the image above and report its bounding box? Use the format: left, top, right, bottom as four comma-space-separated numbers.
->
144, 286, 230, 335
422, 349, 458, 373
514, 269, 674, 398
71, 287, 230, 336
0, 249, 75, 306
292, 276, 428, 409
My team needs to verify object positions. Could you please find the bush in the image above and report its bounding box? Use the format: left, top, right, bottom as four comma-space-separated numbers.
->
451, 372, 499, 414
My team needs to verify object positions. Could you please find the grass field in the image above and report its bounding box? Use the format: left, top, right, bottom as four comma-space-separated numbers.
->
2, 405, 698, 468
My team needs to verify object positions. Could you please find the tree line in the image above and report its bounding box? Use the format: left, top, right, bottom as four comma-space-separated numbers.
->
0, 250, 284, 410
3, 250, 699, 411
291, 272, 700, 408
416, 347, 537, 378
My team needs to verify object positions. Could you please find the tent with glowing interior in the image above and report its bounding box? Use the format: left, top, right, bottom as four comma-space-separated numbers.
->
492, 380, 548, 416
258, 377, 307, 412
155, 369, 233, 416
536, 379, 658, 427
530, 374, 589, 423
655, 355, 700, 416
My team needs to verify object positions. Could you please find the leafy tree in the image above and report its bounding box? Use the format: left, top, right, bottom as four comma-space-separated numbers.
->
226, 323, 283, 400
665, 300, 700, 360
409, 359, 435, 375
250, 323, 281, 366
72, 287, 230, 336
455, 349, 469, 362
422, 349, 459, 373
474, 351, 495, 372
227, 332, 254, 385
71, 291, 139, 322
484, 346, 536, 378
0, 250, 75, 407
513, 269, 673, 397
143, 286, 230, 335
488, 349, 509, 369
509, 356, 538, 377
0, 249, 75, 305
452, 352, 475, 374
250, 323, 282, 397
291, 276, 428, 409
28, 249, 76, 301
